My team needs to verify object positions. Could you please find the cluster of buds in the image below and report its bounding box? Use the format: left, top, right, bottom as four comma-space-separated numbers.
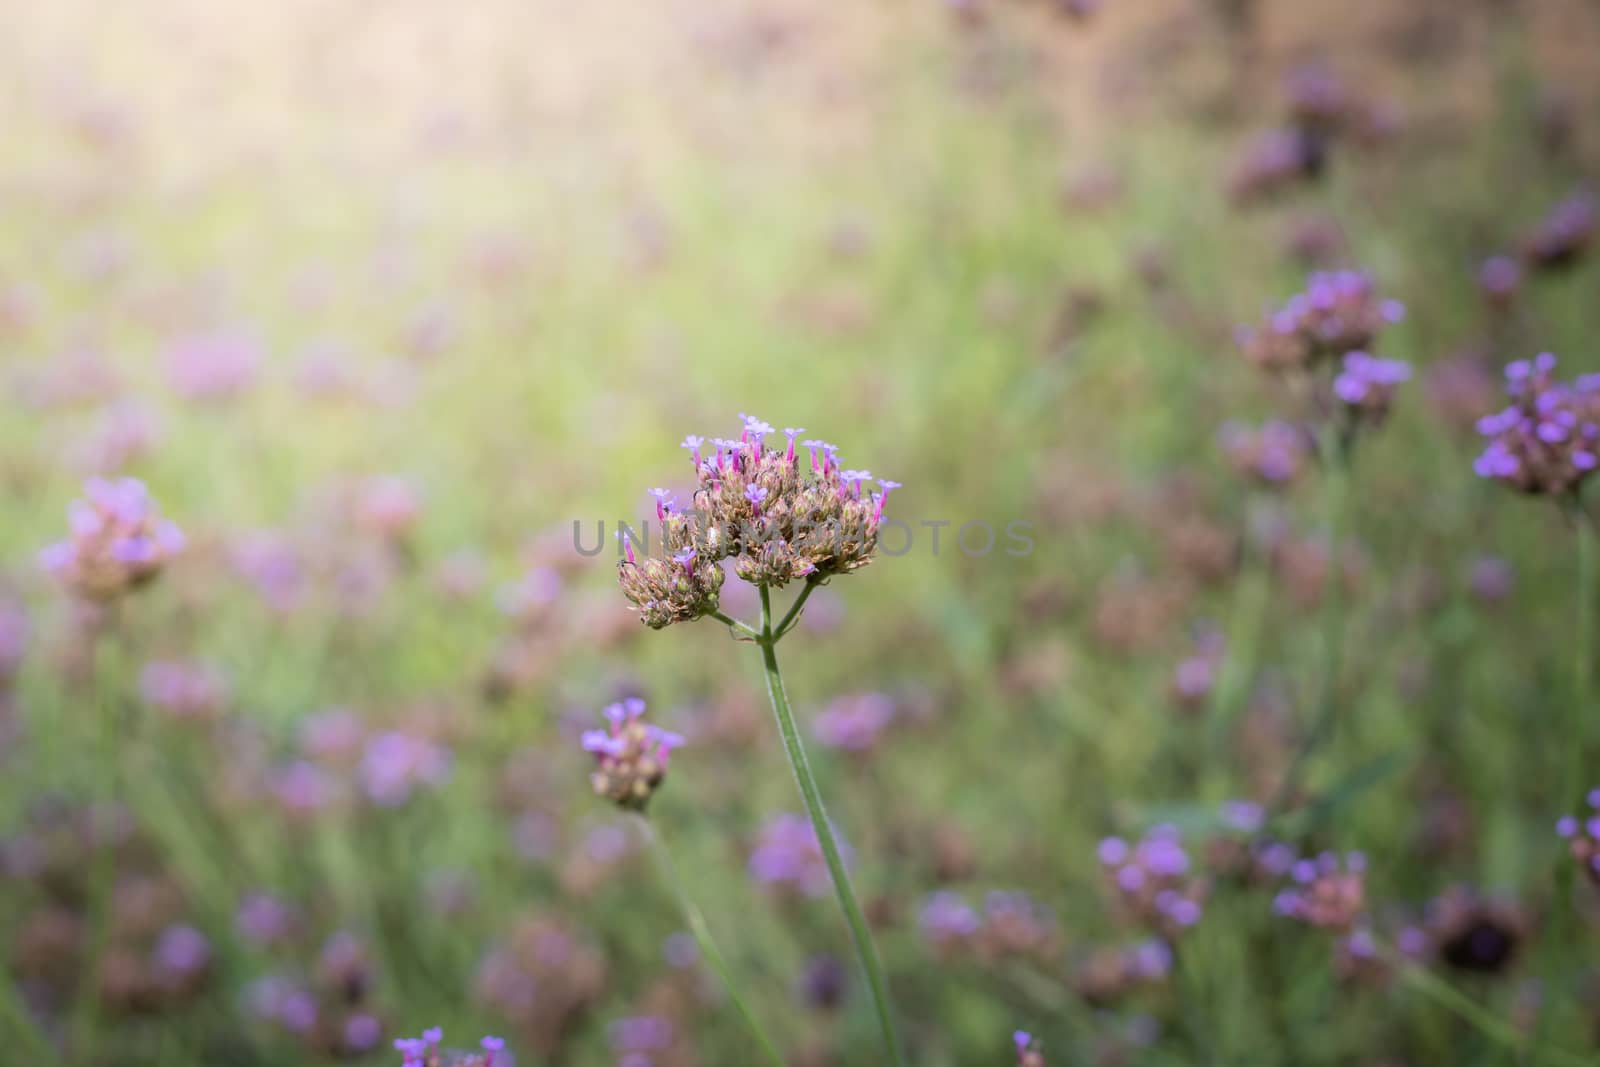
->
394, 1028, 507, 1067
1521, 190, 1595, 271
1238, 271, 1405, 375
1556, 788, 1600, 886
1097, 826, 1206, 935
1072, 939, 1173, 1005
618, 416, 899, 628
582, 699, 684, 812
1013, 1030, 1046, 1067
1218, 419, 1311, 486
1333, 352, 1412, 426
1474, 353, 1600, 496
39, 477, 185, 600
748, 813, 850, 898
917, 890, 1058, 962
475, 917, 607, 1058
1273, 851, 1367, 931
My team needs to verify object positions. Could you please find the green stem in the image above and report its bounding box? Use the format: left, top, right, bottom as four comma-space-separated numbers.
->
1571, 507, 1595, 807
1393, 957, 1594, 1067
772, 578, 820, 642
1265, 428, 1350, 822
711, 610, 761, 641
757, 586, 907, 1066
632, 815, 787, 1067
73, 629, 122, 1060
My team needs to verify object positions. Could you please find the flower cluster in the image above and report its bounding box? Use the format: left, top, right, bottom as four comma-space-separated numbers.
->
1333, 352, 1412, 426
1473, 353, 1600, 496
918, 890, 1057, 961
1074, 939, 1174, 1004
1013, 1030, 1046, 1067
1273, 851, 1367, 931
1238, 271, 1404, 375
1097, 825, 1206, 934
1218, 419, 1310, 486
748, 812, 850, 897
39, 477, 185, 600
394, 1027, 506, 1067
618, 416, 899, 628
1556, 788, 1600, 886
1521, 190, 1595, 271
582, 699, 684, 812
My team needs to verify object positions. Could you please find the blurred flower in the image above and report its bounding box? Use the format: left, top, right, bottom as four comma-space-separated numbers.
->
749, 813, 849, 898
1098, 825, 1206, 935
583, 699, 683, 813
813, 692, 895, 753
235, 892, 298, 948
165, 330, 262, 402
1273, 851, 1366, 931
1220, 419, 1311, 486
1556, 788, 1600, 887
39, 477, 184, 600
139, 660, 228, 722
1014, 1030, 1046, 1067
1238, 271, 1403, 374
360, 730, 452, 807
1333, 351, 1411, 425
1521, 190, 1595, 271
1473, 353, 1600, 496
355, 476, 424, 544
1477, 255, 1523, 309
1423, 888, 1527, 976
1227, 128, 1324, 205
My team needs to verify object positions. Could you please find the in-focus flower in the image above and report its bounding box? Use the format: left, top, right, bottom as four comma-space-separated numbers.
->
39, 478, 185, 600
583, 699, 683, 812
618, 416, 900, 626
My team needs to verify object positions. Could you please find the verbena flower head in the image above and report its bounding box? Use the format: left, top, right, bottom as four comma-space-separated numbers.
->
394, 1027, 507, 1067
1097, 825, 1206, 935
618, 415, 899, 626
1273, 850, 1367, 931
582, 698, 683, 812
1557, 787, 1600, 887
1219, 419, 1311, 486
749, 812, 851, 897
1522, 190, 1595, 271
39, 477, 185, 600
1333, 351, 1411, 425
1238, 271, 1403, 374
1014, 1030, 1047, 1067
1473, 353, 1600, 496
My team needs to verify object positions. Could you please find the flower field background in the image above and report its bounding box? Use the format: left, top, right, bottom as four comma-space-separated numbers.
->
4, 0, 1600, 1064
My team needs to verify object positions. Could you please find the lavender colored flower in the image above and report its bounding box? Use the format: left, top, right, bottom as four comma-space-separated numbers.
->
813, 692, 895, 753
39, 477, 184, 600
359, 731, 452, 807
1333, 351, 1411, 423
1522, 190, 1596, 270
1557, 788, 1600, 887
1477, 255, 1522, 307
1238, 271, 1403, 374
1473, 353, 1600, 496
583, 698, 683, 812
236, 892, 298, 947
140, 660, 229, 721
394, 1026, 509, 1067
1099, 824, 1206, 934
1274, 851, 1366, 930
165, 329, 262, 401
749, 812, 850, 897
1219, 419, 1310, 486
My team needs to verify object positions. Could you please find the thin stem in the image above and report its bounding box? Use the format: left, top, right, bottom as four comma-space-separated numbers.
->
1392, 956, 1594, 1067
73, 628, 121, 1059
772, 578, 820, 642
710, 610, 761, 641
1570, 506, 1595, 807
1265, 428, 1350, 822
757, 586, 907, 1066
632, 815, 787, 1067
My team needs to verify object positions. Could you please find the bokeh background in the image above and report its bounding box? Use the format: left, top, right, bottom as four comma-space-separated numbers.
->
4, 0, 1600, 1064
